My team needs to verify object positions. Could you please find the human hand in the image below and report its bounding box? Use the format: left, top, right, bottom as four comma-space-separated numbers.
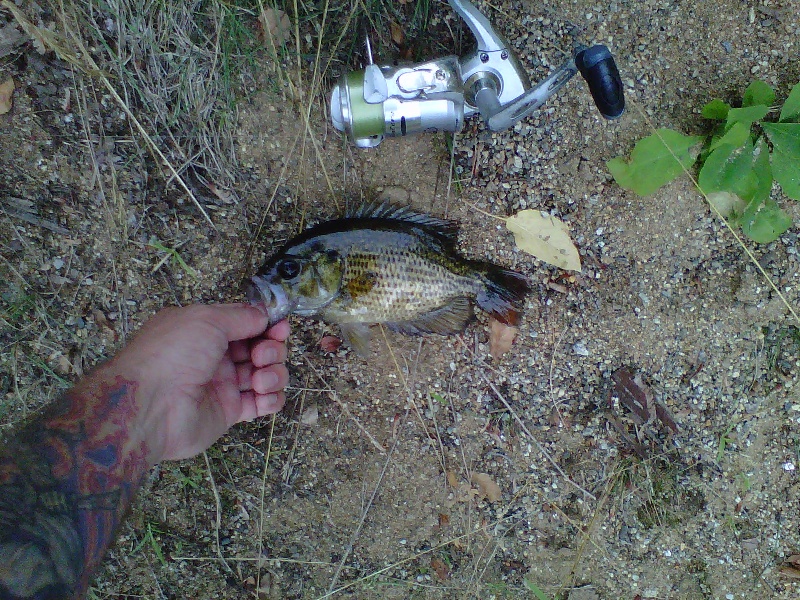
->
108, 304, 290, 462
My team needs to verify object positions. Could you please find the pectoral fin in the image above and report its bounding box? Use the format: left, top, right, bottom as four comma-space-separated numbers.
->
386, 296, 474, 335
339, 322, 373, 357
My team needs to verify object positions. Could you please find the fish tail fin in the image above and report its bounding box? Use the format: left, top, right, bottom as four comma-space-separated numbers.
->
476, 265, 530, 326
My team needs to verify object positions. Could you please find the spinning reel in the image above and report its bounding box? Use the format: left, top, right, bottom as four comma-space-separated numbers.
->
330, 0, 625, 147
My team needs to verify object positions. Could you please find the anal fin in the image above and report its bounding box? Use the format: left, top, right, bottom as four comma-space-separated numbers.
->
339, 322, 373, 357
386, 296, 474, 336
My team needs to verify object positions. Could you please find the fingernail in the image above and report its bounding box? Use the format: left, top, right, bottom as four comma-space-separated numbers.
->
261, 347, 278, 365
257, 370, 279, 392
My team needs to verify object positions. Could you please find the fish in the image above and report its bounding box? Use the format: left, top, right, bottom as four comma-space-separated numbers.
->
246, 203, 529, 355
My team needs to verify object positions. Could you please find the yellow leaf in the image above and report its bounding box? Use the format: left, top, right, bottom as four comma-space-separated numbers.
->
470, 472, 501, 502
506, 210, 581, 272
0, 78, 14, 114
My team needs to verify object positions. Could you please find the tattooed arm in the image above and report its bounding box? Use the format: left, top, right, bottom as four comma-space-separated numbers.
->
0, 304, 290, 599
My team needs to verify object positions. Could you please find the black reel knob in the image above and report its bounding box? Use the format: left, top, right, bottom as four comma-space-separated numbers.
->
575, 45, 625, 120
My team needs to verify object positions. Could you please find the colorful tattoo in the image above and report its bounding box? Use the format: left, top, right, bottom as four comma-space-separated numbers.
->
0, 375, 150, 599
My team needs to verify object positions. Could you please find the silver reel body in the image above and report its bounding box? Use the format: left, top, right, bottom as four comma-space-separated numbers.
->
330, 0, 624, 147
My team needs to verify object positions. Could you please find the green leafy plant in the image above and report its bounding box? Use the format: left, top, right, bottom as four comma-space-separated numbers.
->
609, 80, 800, 243
148, 236, 198, 278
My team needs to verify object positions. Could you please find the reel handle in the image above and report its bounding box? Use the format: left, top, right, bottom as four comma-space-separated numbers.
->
575, 45, 625, 119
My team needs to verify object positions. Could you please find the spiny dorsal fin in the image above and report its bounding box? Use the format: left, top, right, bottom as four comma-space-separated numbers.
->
345, 201, 458, 245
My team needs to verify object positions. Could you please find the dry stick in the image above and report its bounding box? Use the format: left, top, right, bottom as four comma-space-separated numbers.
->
325, 431, 401, 595
634, 101, 800, 326
378, 326, 447, 472
480, 373, 597, 501
243, 126, 303, 274
282, 375, 309, 484
561, 468, 614, 596
325, 334, 426, 594
301, 356, 386, 453
203, 451, 232, 573
256, 414, 278, 594
316, 513, 517, 599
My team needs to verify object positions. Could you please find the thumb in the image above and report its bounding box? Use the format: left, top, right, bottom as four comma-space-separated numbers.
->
205, 303, 269, 342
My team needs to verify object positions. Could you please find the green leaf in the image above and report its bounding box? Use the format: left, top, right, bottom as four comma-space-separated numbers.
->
709, 121, 751, 152
742, 80, 775, 108
762, 122, 800, 199
698, 141, 758, 200
741, 202, 792, 243
726, 105, 770, 131
779, 82, 800, 122
523, 579, 552, 600
702, 99, 730, 120
750, 137, 773, 204
607, 129, 703, 196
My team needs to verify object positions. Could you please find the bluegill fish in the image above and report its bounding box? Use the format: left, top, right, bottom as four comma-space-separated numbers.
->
247, 204, 529, 355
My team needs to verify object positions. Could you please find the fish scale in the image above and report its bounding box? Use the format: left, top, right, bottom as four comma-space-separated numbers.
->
333, 248, 481, 324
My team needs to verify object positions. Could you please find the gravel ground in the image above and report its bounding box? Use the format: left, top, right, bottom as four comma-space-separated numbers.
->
1, 0, 799, 599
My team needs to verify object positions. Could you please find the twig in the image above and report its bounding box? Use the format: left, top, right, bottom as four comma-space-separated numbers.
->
302, 356, 386, 453
480, 373, 597, 501
256, 414, 278, 594
317, 513, 517, 599
325, 428, 400, 594
202, 451, 232, 573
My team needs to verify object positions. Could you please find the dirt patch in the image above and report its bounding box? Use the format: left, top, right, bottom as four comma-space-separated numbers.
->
2, 0, 799, 599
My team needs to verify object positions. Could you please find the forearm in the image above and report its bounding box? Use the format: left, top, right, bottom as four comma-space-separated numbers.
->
0, 365, 157, 599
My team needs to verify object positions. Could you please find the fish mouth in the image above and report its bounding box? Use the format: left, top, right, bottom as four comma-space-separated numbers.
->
246, 276, 295, 325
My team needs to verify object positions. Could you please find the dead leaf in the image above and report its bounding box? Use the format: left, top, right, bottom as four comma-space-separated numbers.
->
300, 404, 319, 426
470, 472, 501, 502
505, 210, 581, 272
489, 316, 518, 359
611, 367, 652, 424
320, 335, 342, 353
0, 78, 14, 114
780, 556, 800, 579
259, 7, 291, 48
654, 401, 679, 433
446, 470, 459, 488
430, 557, 450, 580
707, 191, 746, 219
390, 22, 404, 45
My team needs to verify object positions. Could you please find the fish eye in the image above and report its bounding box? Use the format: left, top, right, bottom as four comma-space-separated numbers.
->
276, 258, 301, 280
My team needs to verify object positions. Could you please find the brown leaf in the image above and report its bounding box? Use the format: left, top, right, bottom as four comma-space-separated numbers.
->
320, 335, 342, 353
446, 470, 459, 488
655, 400, 679, 433
489, 317, 518, 360
430, 557, 450, 580
390, 22, 404, 46
0, 78, 14, 114
259, 7, 291, 47
780, 556, 800, 579
611, 367, 652, 424
470, 472, 501, 502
